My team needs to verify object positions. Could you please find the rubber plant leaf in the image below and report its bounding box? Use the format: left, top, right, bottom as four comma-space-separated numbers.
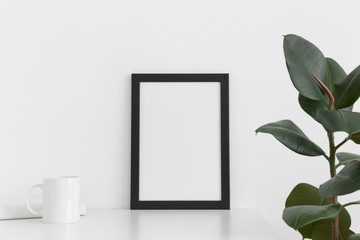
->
282, 204, 341, 230
326, 58, 347, 92
255, 120, 324, 156
298, 94, 327, 121
350, 131, 360, 144
316, 109, 360, 134
334, 65, 360, 109
298, 58, 352, 121
283, 34, 327, 100
311, 225, 354, 240
320, 161, 360, 197
347, 234, 360, 240
285, 183, 351, 239
325, 58, 353, 112
336, 152, 360, 166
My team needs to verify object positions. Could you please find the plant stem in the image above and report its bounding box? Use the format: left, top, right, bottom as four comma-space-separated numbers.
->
323, 154, 331, 162
328, 132, 339, 240
335, 137, 348, 151
343, 201, 360, 208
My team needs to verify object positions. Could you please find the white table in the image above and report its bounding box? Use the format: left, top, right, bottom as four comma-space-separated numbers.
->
0, 209, 280, 240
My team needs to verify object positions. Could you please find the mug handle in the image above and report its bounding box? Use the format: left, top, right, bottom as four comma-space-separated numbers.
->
25, 184, 43, 216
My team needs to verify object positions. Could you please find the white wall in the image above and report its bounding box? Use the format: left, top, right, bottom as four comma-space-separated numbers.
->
1, 0, 360, 238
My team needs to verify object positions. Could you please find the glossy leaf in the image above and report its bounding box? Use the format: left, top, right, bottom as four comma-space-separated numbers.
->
348, 234, 360, 240
316, 109, 360, 134
335, 65, 360, 109
285, 183, 351, 239
320, 161, 360, 197
350, 131, 360, 144
336, 152, 360, 166
341, 104, 354, 112
286, 183, 331, 207
298, 58, 352, 121
326, 58, 347, 92
326, 58, 353, 112
255, 120, 325, 156
311, 225, 354, 240
283, 204, 341, 230
283, 34, 327, 100
298, 94, 327, 121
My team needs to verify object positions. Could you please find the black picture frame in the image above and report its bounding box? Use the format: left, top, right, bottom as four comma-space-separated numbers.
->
131, 74, 230, 209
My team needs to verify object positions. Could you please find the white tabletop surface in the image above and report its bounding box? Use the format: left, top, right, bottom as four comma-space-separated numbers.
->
0, 209, 280, 240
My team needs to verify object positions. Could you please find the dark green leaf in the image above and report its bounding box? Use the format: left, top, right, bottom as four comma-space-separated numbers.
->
283, 34, 327, 100
342, 104, 354, 112
350, 132, 360, 144
326, 58, 347, 92
297, 59, 352, 120
320, 161, 360, 197
340, 228, 355, 240
286, 183, 332, 207
334, 65, 360, 109
298, 58, 352, 121
316, 109, 360, 134
311, 225, 354, 240
326, 58, 353, 112
285, 183, 351, 239
255, 120, 325, 156
347, 234, 360, 240
336, 152, 360, 166
298, 94, 327, 121
282, 204, 341, 230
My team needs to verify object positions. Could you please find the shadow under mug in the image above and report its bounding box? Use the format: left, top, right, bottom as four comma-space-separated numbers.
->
26, 176, 80, 224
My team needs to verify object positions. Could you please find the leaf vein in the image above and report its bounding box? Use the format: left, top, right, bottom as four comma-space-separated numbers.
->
336, 174, 360, 188
295, 206, 311, 229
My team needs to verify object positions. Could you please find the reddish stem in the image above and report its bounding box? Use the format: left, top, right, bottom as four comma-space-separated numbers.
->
311, 73, 335, 108
328, 132, 339, 240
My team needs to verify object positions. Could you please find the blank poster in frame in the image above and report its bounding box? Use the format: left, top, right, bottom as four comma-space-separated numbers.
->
131, 74, 229, 209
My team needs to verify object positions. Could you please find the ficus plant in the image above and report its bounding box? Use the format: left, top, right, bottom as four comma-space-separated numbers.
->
256, 34, 360, 240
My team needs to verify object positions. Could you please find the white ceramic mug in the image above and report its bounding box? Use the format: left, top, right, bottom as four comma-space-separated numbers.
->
26, 176, 80, 224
